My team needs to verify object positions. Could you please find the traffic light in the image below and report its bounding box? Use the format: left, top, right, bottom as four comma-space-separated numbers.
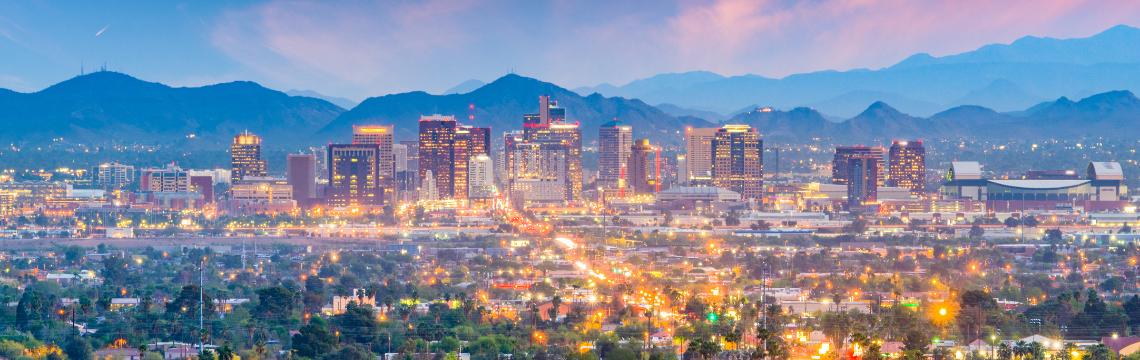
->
708, 312, 717, 322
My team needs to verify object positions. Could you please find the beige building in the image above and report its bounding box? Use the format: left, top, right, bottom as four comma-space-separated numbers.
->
685, 127, 718, 185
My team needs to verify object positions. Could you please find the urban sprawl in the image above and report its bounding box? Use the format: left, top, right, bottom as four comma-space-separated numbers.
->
0, 95, 1138, 360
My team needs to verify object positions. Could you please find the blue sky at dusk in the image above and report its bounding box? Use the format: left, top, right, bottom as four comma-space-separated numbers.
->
2, 0, 1139, 101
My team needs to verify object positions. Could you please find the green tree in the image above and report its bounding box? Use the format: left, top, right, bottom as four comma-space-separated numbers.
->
969, 224, 985, 238
320, 343, 373, 360
102, 256, 129, 287
333, 305, 382, 344
254, 286, 295, 322
292, 318, 337, 358
64, 336, 93, 360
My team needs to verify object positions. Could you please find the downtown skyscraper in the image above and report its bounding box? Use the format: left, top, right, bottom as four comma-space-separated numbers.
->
711, 125, 763, 199
685, 127, 718, 185
521, 96, 582, 201
352, 125, 395, 190
417, 115, 490, 200
598, 120, 633, 189
848, 156, 879, 207
231, 131, 267, 184
418, 115, 457, 199
327, 144, 382, 207
888, 140, 926, 195
832, 146, 886, 186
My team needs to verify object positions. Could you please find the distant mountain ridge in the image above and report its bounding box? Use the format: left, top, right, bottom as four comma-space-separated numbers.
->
571, 25, 1140, 118
286, 89, 358, 110
724, 89, 1140, 141
321, 74, 714, 145
0, 71, 344, 148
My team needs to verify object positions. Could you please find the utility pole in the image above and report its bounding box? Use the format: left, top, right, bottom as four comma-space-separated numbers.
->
199, 259, 204, 353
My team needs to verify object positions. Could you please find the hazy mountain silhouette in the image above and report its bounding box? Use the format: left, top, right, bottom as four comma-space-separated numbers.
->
654, 103, 726, 122
571, 25, 1140, 116
720, 90, 1140, 141
286, 89, 358, 110
321, 74, 714, 145
442, 79, 486, 95
0, 71, 344, 148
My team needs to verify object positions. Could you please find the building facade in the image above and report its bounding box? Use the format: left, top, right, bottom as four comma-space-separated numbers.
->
522, 96, 581, 201
629, 139, 658, 195
352, 125, 395, 189
711, 125, 763, 199
328, 144, 383, 208
140, 165, 190, 192
231, 131, 267, 184
848, 156, 879, 207
888, 140, 925, 194
92, 163, 134, 187
418, 115, 457, 199
287, 154, 317, 208
685, 127, 718, 185
468, 154, 495, 199
599, 120, 633, 188
832, 146, 885, 186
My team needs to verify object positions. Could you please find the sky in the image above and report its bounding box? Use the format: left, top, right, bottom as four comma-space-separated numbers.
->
2, 0, 1139, 101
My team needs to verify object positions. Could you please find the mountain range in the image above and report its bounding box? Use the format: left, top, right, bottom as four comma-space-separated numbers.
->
576, 25, 1140, 118
319, 74, 712, 146
0, 71, 345, 148
8, 23, 1140, 150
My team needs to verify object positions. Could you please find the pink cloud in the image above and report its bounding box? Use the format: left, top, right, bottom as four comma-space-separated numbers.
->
208, 0, 1140, 98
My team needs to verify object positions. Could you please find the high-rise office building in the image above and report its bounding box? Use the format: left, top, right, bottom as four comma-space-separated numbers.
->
501, 130, 524, 189
92, 163, 135, 187
510, 142, 567, 202
421, 170, 439, 201
599, 120, 633, 188
399, 140, 419, 173
393, 144, 408, 172
141, 164, 191, 192
460, 126, 491, 157
832, 146, 886, 186
353, 126, 395, 190
418, 115, 457, 199
888, 140, 926, 194
711, 125, 763, 199
311, 146, 328, 182
685, 127, 718, 184
676, 155, 688, 186
629, 139, 658, 194
287, 154, 317, 208
848, 156, 879, 207
523, 96, 582, 201
327, 144, 382, 207
468, 154, 495, 199
231, 131, 267, 184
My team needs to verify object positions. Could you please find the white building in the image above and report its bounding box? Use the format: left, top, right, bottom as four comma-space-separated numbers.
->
469, 154, 494, 199
394, 144, 408, 172
92, 163, 134, 186
187, 169, 232, 185
421, 170, 439, 201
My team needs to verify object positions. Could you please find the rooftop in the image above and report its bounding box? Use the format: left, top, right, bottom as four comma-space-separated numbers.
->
657, 187, 740, 195
988, 179, 1090, 190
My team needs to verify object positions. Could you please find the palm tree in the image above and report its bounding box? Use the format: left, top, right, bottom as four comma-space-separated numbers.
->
138, 344, 148, 359
217, 343, 235, 360
254, 340, 267, 359
998, 342, 1012, 360
1014, 340, 1029, 360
